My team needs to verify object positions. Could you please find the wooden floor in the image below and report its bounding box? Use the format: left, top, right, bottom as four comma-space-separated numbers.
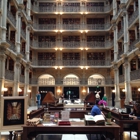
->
0, 132, 138, 140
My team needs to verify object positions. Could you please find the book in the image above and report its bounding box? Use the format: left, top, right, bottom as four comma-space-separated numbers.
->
85, 114, 105, 125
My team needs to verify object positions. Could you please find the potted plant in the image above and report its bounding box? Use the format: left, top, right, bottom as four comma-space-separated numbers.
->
106, 112, 112, 124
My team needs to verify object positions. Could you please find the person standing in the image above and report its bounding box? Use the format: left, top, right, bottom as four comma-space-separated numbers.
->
36, 91, 41, 109
102, 94, 107, 102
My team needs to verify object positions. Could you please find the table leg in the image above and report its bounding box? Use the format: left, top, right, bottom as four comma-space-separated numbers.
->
9, 131, 13, 140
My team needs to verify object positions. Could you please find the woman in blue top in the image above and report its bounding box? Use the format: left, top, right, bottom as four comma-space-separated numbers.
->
91, 100, 101, 116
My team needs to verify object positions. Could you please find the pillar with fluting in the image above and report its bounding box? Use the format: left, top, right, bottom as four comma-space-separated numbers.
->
113, 24, 118, 61
113, 0, 117, 16
1, 0, 8, 42
27, 0, 31, 17
113, 64, 121, 108
123, 58, 132, 104
122, 10, 129, 53
26, 25, 31, 61
13, 57, 21, 96
16, 11, 22, 53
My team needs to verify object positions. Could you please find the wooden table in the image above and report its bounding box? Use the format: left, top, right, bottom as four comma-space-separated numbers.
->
22, 121, 120, 140
102, 107, 140, 140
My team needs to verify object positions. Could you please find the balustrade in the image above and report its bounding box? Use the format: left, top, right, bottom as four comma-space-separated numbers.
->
87, 60, 111, 66
32, 60, 56, 66
118, 28, 124, 39
63, 6, 80, 12
20, 75, 25, 83
7, 40, 16, 52
29, 78, 38, 85
21, 29, 26, 39
63, 24, 80, 30
63, 42, 80, 48
129, 40, 138, 52
5, 70, 14, 80
63, 60, 80, 66
128, 9, 138, 26
33, 24, 56, 30
119, 75, 124, 83
130, 69, 140, 80
7, 10, 16, 26
38, 78, 55, 85
105, 78, 114, 85
86, 23, 110, 30
32, 40, 56, 48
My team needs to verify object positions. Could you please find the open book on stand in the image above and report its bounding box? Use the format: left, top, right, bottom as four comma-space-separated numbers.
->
85, 114, 105, 125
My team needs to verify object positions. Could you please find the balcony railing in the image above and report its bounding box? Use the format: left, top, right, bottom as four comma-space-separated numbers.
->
29, 78, 38, 85
33, 24, 56, 30
21, 29, 26, 39
31, 40, 56, 48
86, 23, 111, 30
5, 70, 14, 80
63, 42, 80, 48
87, 60, 111, 66
63, 24, 81, 30
38, 78, 55, 85
105, 78, 114, 85
128, 9, 138, 27
32, 5, 56, 12
20, 75, 25, 83
118, 28, 124, 39
119, 75, 124, 83
63, 6, 80, 12
87, 4, 112, 12
87, 40, 113, 48
7, 10, 16, 26
129, 39, 139, 52
118, 50, 124, 59
7, 40, 16, 52
130, 69, 140, 80
32, 60, 56, 66
63, 60, 81, 66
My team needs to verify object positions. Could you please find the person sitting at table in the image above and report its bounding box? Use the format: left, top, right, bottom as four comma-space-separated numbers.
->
129, 103, 140, 120
91, 100, 101, 116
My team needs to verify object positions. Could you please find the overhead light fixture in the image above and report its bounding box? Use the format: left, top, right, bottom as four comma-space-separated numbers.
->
122, 89, 126, 92
18, 88, 22, 92
28, 89, 31, 93
112, 89, 115, 93
138, 88, 140, 91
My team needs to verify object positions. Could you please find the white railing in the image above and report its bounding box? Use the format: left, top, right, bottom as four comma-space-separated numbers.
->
63, 24, 80, 30
5, 70, 14, 80
63, 6, 80, 12
86, 23, 111, 30
33, 24, 56, 30
32, 40, 56, 48
130, 69, 140, 80
63, 42, 80, 48
7, 10, 16, 26
128, 9, 138, 26
87, 60, 111, 66
119, 75, 124, 83
32, 60, 56, 66
21, 29, 26, 39
20, 75, 25, 83
38, 78, 55, 85
63, 60, 81, 66
7, 40, 16, 52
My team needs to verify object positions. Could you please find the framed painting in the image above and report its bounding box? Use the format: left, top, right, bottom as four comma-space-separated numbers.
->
0, 96, 28, 131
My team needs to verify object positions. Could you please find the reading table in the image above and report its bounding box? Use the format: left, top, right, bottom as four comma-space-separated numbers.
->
22, 121, 120, 140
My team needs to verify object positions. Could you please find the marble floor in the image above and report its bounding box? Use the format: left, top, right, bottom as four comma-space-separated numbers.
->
0, 106, 138, 140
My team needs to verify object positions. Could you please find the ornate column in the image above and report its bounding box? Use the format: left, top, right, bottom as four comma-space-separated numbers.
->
24, 63, 30, 106
16, 11, 22, 53
27, 0, 31, 17
113, 64, 121, 108
113, 24, 118, 61
138, 0, 140, 35
122, 9, 129, 53
123, 57, 132, 104
0, 48, 6, 135
113, 0, 117, 16
13, 56, 21, 96
1, 0, 8, 43
26, 25, 31, 61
